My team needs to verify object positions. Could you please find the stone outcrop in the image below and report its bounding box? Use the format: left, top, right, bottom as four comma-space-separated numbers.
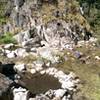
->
0, 73, 13, 98
0, 0, 93, 49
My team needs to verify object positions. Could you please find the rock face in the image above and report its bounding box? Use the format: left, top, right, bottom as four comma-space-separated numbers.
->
0, 0, 92, 48
0, 73, 13, 98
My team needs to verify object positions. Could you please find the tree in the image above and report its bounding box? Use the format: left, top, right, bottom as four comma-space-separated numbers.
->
78, 0, 96, 16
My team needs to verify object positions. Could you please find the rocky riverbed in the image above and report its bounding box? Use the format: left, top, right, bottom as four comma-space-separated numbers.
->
0, 37, 98, 100
0, 42, 81, 100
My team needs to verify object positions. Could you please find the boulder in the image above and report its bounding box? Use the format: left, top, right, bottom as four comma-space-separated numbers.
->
7, 51, 16, 58
13, 87, 29, 100
14, 64, 26, 72
95, 56, 100, 61
38, 47, 59, 64
14, 48, 27, 57
4, 43, 14, 49
89, 37, 97, 43
54, 89, 67, 98
61, 80, 75, 90
0, 73, 13, 97
30, 69, 36, 74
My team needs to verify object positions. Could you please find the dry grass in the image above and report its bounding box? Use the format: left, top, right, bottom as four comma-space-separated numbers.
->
55, 46, 100, 100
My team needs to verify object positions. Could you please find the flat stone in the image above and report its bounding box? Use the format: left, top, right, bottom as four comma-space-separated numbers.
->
4, 43, 14, 49
14, 64, 26, 72
54, 89, 67, 98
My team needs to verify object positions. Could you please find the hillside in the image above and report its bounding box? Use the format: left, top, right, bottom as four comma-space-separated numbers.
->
0, 0, 100, 100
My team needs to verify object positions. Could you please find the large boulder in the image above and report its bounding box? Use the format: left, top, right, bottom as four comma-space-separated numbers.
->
0, 73, 13, 98
37, 47, 60, 64
13, 87, 29, 100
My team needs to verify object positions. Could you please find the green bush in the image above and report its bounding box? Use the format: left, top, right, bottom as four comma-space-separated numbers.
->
0, 32, 17, 44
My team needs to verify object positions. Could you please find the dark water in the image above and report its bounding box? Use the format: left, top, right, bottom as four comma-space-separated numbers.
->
1, 63, 16, 80
19, 73, 61, 94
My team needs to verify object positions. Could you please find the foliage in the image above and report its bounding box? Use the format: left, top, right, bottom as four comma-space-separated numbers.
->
77, 0, 100, 41
0, 32, 17, 44
0, 16, 7, 24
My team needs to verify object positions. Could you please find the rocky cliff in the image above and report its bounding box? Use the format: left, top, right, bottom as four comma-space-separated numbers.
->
0, 0, 92, 48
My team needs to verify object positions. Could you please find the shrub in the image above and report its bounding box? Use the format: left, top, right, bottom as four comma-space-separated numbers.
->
0, 32, 17, 44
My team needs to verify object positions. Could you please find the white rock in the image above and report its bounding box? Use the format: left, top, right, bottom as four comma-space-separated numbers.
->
22, 52, 29, 57
62, 96, 67, 100
7, 52, 16, 58
22, 41, 27, 47
13, 87, 28, 100
45, 89, 54, 97
4, 43, 14, 49
40, 70, 46, 75
61, 81, 75, 90
38, 47, 59, 64
48, 68, 58, 76
15, 48, 26, 57
80, 7, 84, 15
5, 50, 11, 54
29, 98, 35, 100
46, 69, 50, 74
41, 41, 50, 47
73, 79, 80, 84
31, 48, 37, 52
54, 89, 66, 98
33, 60, 44, 67
38, 47, 53, 59
30, 69, 36, 74
46, 62, 50, 67
14, 64, 26, 72
77, 40, 85, 47
55, 71, 65, 79
67, 94, 71, 99
54, 56, 60, 63
14, 74, 21, 79
69, 72, 76, 79
89, 37, 97, 42
95, 56, 100, 60
35, 66, 43, 72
